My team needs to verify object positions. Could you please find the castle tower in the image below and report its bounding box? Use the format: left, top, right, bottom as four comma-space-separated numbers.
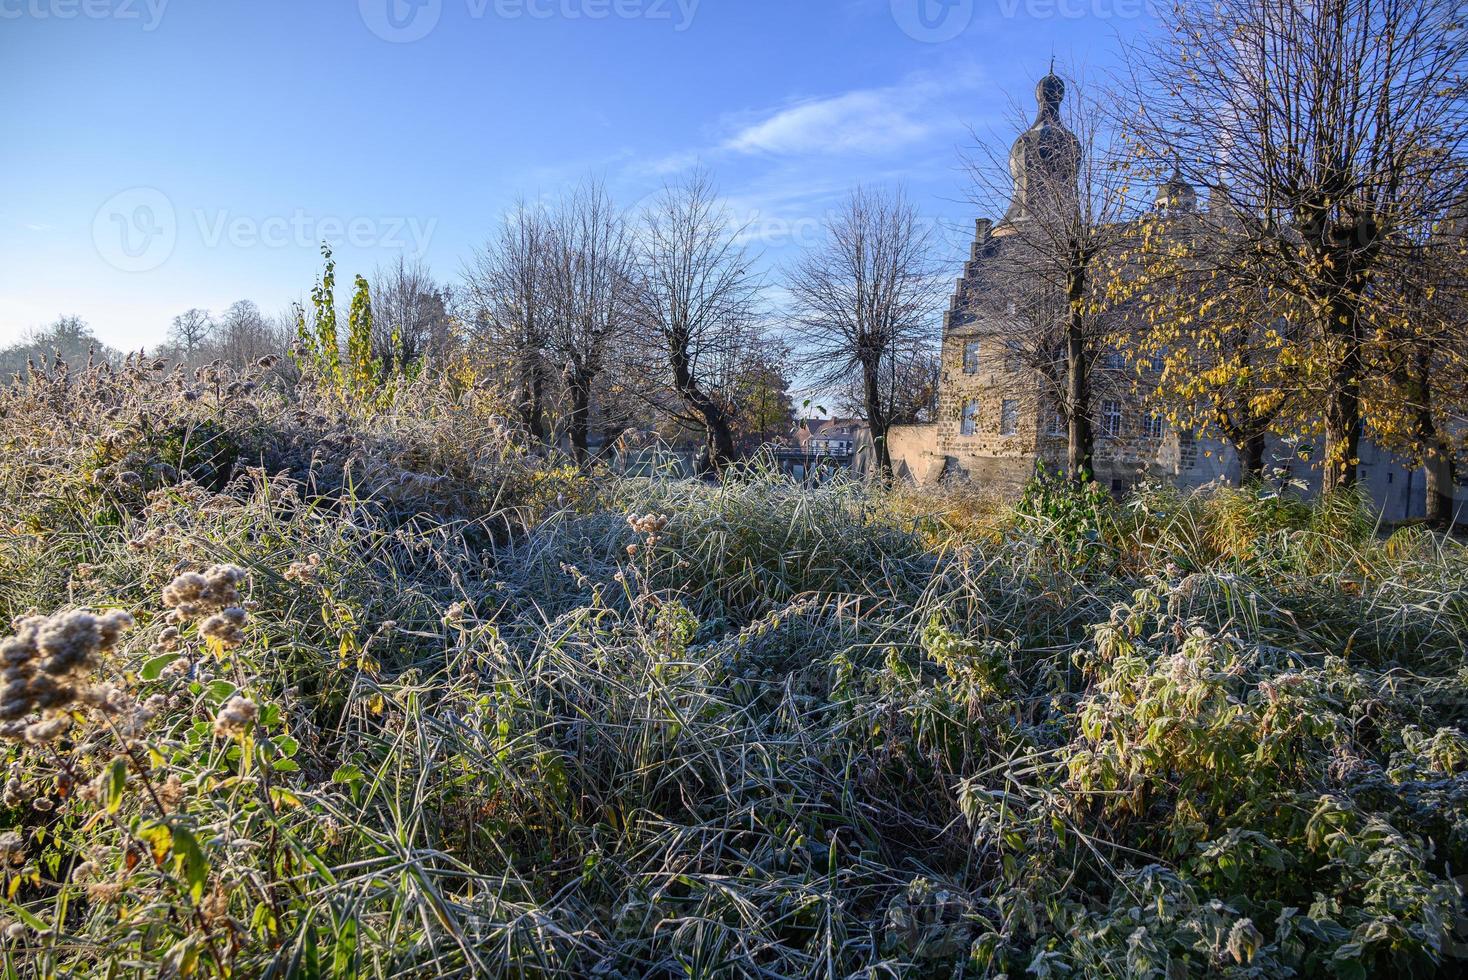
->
998, 68, 1081, 230
931, 69, 1083, 488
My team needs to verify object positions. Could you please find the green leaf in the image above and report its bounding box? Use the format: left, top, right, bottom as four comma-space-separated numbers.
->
332, 764, 364, 784
105, 757, 128, 814
331, 916, 358, 977
141, 653, 181, 681
0, 899, 47, 931
171, 827, 209, 903
205, 679, 237, 704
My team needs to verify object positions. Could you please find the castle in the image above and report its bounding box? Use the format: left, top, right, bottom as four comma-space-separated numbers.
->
888, 71, 1467, 525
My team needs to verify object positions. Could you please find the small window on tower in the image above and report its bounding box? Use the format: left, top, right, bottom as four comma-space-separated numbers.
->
1000, 399, 1019, 436
1102, 400, 1124, 437
963, 340, 981, 374
1145, 412, 1165, 440
960, 401, 980, 437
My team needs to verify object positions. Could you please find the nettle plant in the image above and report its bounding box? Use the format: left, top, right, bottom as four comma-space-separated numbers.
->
0, 565, 309, 975
958, 575, 1466, 978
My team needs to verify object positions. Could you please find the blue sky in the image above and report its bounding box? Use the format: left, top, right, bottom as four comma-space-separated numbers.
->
1, 0, 1161, 351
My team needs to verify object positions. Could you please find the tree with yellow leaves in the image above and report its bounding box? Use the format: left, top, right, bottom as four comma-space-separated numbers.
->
1123, 0, 1468, 492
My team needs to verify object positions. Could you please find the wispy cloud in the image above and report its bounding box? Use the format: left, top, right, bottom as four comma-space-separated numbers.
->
720, 66, 986, 158
723, 89, 935, 156
635, 64, 988, 180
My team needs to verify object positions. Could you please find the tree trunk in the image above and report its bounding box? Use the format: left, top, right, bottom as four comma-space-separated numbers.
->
1424, 444, 1456, 530
1065, 307, 1093, 482
699, 418, 737, 481
520, 360, 548, 444
669, 330, 736, 479
567, 374, 591, 463
1319, 248, 1370, 492
1413, 352, 1455, 529
1322, 311, 1363, 491
1240, 432, 1266, 484
863, 361, 892, 480
527, 362, 547, 444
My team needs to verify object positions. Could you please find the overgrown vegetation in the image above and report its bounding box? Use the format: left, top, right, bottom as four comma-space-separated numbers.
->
1, 359, 1466, 978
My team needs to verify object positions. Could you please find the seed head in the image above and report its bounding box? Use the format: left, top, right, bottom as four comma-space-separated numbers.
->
200, 607, 249, 649
213, 696, 258, 739
162, 565, 246, 622
0, 832, 24, 867
0, 609, 133, 733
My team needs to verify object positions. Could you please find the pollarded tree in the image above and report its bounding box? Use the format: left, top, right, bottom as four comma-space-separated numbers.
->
1361, 192, 1468, 526
786, 185, 943, 479
542, 179, 636, 462
629, 169, 766, 477
1125, 0, 1468, 490
372, 257, 455, 372
463, 200, 556, 443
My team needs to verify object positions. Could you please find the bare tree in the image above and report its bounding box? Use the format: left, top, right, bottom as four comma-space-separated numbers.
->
373, 256, 454, 370
1124, 0, 1468, 490
463, 200, 555, 443
167, 308, 214, 364
834, 345, 941, 425
543, 179, 636, 462
786, 185, 943, 478
630, 169, 766, 476
0, 316, 120, 379
210, 300, 278, 370
962, 70, 1144, 482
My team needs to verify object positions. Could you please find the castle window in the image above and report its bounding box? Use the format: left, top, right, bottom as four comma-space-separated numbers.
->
1048, 404, 1067, 437
960, 401, 980, 437
1147, 350, 1166, 373
1145, 412, 1165, 439
1004, 342, 1025, 373
1000, 399, 1019, 436
963, 340, 981, 374
1103, 351, 1126, 371
1102, 400, 1123, 437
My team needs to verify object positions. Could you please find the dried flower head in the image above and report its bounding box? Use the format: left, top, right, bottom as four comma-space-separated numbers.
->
23, 716, 70, 746
0, 832, 24, 867
284, 553, 322, 585
85, 882, 123, 904
200, 607, 249, 649
157, 774, 186, 813
0, 609, 133, 736
162, 565, 246, 622
213, 696, 258, 739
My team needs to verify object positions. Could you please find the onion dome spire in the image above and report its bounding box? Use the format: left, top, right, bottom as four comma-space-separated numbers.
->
1000, 64, 1081, 228
1155, 161, 1197, 213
